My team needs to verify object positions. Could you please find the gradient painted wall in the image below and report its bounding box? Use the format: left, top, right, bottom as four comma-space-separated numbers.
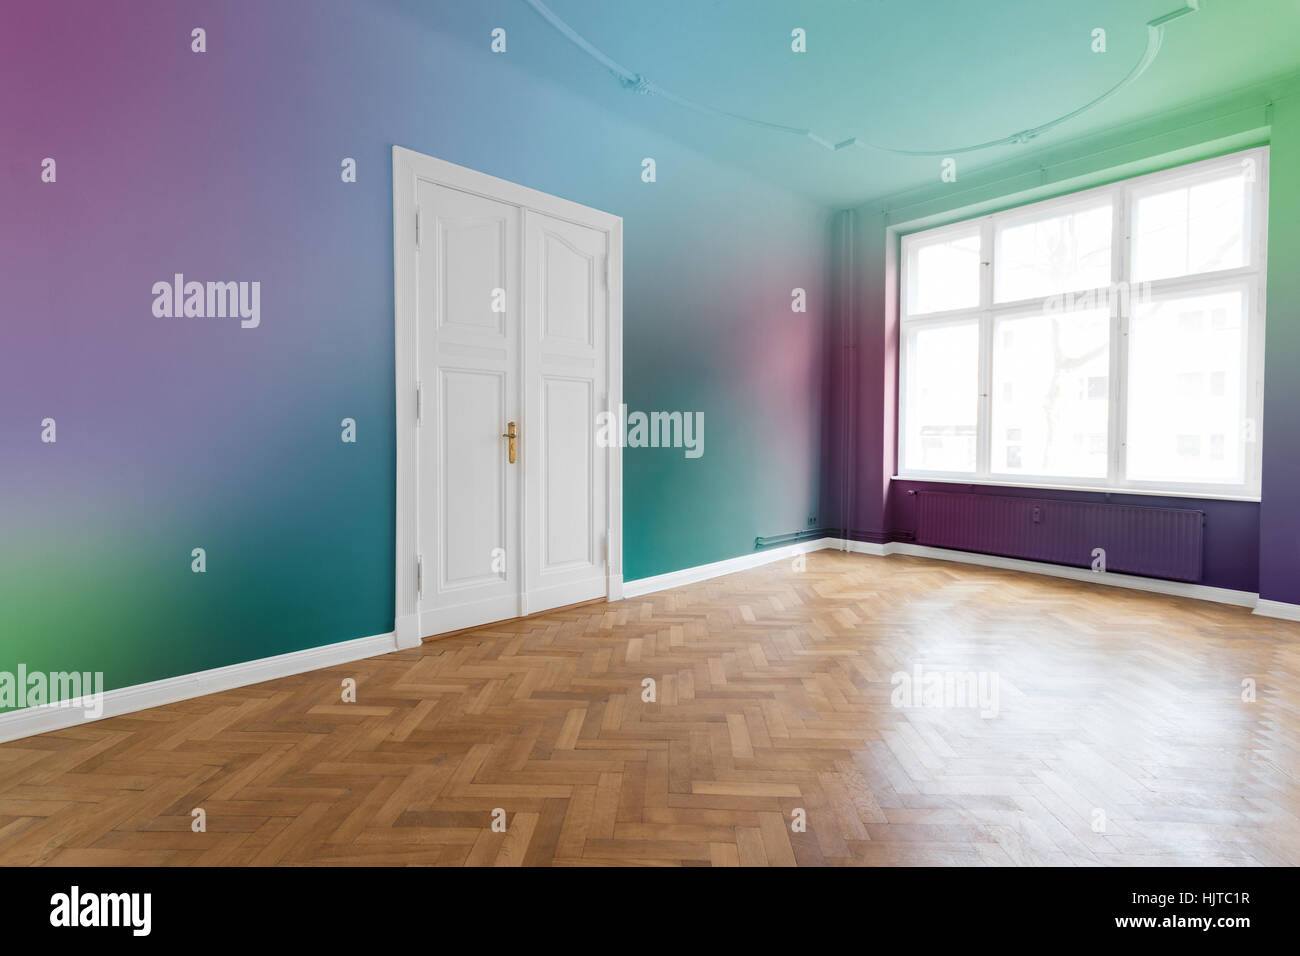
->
1258, 95, 1300, 606
0, 0, 831, 704
828, 77, 1300, 599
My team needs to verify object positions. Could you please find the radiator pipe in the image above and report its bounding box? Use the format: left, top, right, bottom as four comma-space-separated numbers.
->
755, 528, 836, 549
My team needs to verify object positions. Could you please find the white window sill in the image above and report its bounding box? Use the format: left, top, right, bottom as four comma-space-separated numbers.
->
891, 475, 1261, 503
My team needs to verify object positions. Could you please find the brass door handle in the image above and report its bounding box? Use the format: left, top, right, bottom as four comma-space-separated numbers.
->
502, 421, 517, 463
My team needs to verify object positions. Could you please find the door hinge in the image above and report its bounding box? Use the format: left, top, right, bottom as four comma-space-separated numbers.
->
415, 205, 421, 250
416, 554, 424, 598
415, 381, 423, 425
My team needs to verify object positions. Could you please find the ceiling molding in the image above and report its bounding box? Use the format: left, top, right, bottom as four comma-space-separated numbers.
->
521, 0, 1202, 158
864, 65, 1300, 219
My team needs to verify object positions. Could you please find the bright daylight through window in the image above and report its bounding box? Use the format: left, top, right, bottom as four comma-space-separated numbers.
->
898, 148, 1268, 498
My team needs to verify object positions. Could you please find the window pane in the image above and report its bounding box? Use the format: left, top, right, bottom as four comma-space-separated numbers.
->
995, 202, 1112, 303
907, 231, 980, 314
1132, 169, 1249, 281
991, 307, 1110, 479
903, 322, 978, 472
1126, 289, 1248, 485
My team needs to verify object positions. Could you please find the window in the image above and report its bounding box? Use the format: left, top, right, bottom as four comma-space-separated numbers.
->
898, 148, 1267, 498
902, 319, 980, 471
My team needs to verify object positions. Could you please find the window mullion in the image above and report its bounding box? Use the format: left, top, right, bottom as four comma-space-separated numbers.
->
1251, 154, 1269, 495
1249, 276, 1265, 495
1109, 187, 1121, 487
978, 312, 992, 476
980, 218, 995, 310
978, 220, 995, 477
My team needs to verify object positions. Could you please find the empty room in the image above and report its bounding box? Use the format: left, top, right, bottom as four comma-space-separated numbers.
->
1, 0, 1297, 931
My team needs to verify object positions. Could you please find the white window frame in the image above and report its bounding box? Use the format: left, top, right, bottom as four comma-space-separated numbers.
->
897, 146, 1269, 501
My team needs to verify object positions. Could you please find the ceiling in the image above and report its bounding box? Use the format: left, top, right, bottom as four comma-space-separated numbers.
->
411, 0, 1300, 207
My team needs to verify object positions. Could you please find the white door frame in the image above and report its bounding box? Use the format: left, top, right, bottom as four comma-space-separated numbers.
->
392, 146, 624, 648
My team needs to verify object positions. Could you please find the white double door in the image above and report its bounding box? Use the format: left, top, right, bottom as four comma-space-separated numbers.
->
416, 181, 610, 636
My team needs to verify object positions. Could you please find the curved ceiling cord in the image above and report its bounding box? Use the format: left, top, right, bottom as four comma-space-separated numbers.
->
519, 0, 815, 137
520, 0, 1201, 157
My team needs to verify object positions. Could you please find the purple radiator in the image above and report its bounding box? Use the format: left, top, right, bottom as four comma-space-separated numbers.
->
914, 491, 1205, 582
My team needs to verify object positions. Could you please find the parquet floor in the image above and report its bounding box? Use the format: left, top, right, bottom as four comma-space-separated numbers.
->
1, 551, 1297, 866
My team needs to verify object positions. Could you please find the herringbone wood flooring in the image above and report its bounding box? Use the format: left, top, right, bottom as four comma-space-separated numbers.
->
2, 551, 1297, 866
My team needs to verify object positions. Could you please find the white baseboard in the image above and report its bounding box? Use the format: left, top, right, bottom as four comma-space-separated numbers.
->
1252, 599, 1300, 621
0, 630, 399, 744
622, 537, 838, 598
623, 535, 1265, 611
870, 541, 1259, 608
837, 538, 891, 557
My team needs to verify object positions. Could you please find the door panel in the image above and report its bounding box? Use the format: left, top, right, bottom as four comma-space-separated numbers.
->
439, 368, 506, 588
524, 211, 609, 614
439, 219, 509, 337
417, 181, 521, 636
542, 375, 593, 570
541, 232, 595, 345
